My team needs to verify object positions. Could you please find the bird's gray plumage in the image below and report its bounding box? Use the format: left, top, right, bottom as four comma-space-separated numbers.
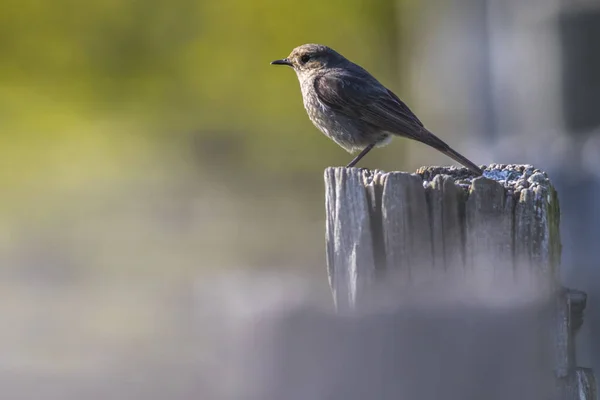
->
271, 43, 483, 175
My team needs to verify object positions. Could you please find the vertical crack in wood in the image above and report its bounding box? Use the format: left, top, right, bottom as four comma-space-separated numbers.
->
362, 170, 387, 277
324, 167, 376, 311
424, 179, 438, 269
510, 190, 517, 279
457, 187, 468, 275
381, 172, 433, 283
465, 177, 513, 282
427, 175, 467, 274
324, 168, 336, 296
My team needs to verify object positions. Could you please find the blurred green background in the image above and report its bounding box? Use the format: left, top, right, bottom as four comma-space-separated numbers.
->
4, 0, 600, 396
1, 0, 425, 276
1, 2, 433, 388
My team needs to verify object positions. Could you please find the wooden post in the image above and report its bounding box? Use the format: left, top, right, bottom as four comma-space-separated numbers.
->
324, 164, 595, 400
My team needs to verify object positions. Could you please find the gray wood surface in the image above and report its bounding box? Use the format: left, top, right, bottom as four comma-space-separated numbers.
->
427, 174, 465, 271
325, 164, 561, 304
325, 168, 377, 311
324, 164, 595, 400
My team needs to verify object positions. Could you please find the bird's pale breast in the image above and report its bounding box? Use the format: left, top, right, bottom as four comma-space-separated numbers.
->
299, 75, 389, 153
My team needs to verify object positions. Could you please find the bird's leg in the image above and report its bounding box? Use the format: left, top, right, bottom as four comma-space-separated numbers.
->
346, 143, 375, 168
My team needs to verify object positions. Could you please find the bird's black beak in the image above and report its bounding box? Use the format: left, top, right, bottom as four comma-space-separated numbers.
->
271, 58, 293, 66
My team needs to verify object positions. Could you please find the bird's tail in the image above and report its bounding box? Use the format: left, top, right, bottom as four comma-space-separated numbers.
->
439, 146, 483, 176
420, 129, 483, 176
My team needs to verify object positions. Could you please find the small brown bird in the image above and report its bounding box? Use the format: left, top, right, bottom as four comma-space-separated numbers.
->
271, 44, 483, 175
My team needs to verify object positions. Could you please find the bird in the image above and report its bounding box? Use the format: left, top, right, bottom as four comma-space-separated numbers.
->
270, 44, 483, 176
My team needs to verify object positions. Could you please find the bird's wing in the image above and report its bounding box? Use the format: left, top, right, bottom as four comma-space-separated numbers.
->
314, 72, 428, 141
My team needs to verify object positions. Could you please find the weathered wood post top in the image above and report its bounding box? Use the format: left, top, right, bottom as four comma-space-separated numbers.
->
324, 163, 595, 400
325, 164, 560, 309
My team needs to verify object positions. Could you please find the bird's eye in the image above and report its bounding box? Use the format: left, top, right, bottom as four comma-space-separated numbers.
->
300, 54, 311, 63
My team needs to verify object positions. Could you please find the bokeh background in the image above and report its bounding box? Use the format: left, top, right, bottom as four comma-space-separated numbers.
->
1, 0, 599, 398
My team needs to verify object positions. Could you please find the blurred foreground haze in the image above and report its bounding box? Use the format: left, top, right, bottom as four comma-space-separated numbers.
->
1, 0, 599, 398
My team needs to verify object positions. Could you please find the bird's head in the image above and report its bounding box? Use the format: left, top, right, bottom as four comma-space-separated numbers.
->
271, 44, 346, 75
